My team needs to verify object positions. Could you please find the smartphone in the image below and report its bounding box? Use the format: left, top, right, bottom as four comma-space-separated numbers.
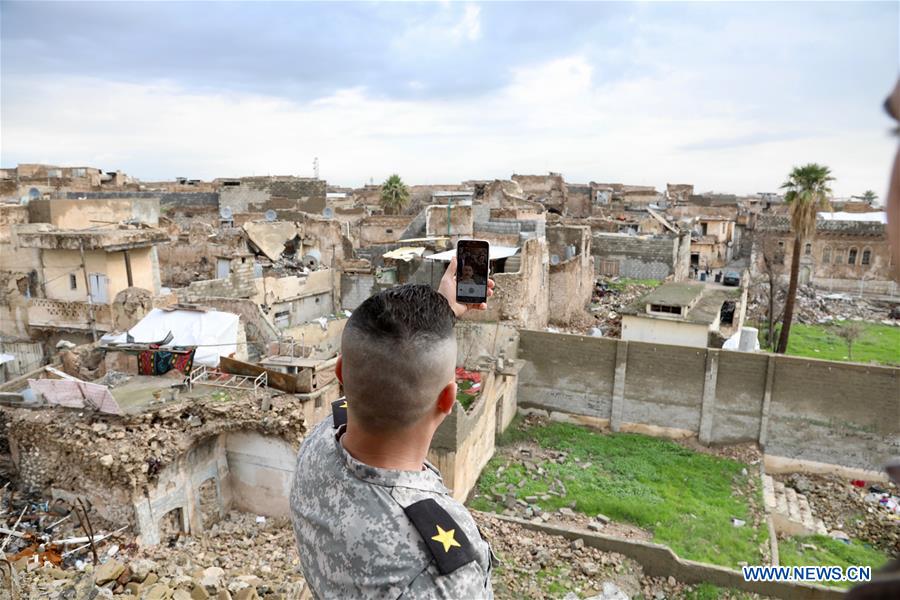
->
456, 239, 490, 304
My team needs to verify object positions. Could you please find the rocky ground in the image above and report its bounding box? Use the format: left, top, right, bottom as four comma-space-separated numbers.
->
775, 472, 899, 557
475, 513, 766, 600
7, 509, 773, 600
12, 511, 305, 599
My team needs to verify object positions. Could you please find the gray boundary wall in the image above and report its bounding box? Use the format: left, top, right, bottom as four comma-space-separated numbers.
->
517, 330, 899, 472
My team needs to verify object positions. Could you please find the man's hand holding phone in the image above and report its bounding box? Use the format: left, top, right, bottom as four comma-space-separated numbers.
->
438, 256, 495, 317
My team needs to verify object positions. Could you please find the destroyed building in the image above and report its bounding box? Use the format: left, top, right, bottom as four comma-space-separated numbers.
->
754, 211, 895, 296
217, 176, 327, 220
0, 197, 171, 349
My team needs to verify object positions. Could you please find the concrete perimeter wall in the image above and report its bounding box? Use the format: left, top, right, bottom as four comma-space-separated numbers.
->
517, 330, 899, 473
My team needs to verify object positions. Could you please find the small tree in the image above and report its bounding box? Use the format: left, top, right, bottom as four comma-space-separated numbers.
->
834, 321, 865, 361
379, 174, 410, 215
751, 230, 787, 349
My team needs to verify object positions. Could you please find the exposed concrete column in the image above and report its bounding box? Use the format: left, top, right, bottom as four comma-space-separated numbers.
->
699, 349, 719, 445
123, 250, 134, 287
758, 355, 777, 448
610, 340, 628, 432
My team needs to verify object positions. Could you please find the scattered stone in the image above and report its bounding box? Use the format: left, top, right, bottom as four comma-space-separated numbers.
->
200, 566, 225, 590
571, 538, 585, 549
94, 560, 125, 585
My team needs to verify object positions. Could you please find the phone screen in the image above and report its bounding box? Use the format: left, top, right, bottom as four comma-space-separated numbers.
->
456, 240, 490, 304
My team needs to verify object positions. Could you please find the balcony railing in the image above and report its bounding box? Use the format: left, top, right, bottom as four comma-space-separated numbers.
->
28, 298, 112, 331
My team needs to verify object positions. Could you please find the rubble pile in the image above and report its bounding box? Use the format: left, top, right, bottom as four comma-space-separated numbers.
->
779, 473, 899, 556
748, 285, 899, 326
5, 391, 307, 492
587, 278, 662, 338
15, 511, 305, 599
474, 513, 765, 600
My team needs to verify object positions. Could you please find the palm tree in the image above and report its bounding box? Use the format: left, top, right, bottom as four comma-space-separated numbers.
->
857, 190, 878, 206
380, 174, 410, 215
776, 163, 834, 354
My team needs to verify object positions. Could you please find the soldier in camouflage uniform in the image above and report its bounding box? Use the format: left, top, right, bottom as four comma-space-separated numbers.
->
291, 260, 495, 599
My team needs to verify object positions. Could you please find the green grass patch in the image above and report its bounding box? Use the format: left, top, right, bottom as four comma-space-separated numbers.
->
456, 379, 478, 411
471, 420, 767, 568
779, 535, 889, 588
605, 277, 664, 292
757, 322, 899, 366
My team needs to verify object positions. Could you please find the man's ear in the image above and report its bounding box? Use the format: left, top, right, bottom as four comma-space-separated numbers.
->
436, 381, 457, 415
336, 355, 343, 385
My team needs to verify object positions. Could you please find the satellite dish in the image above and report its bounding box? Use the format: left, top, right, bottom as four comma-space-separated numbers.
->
322, 207, 334, 219
28, 187, 40, 199
550, 254, 561, 266
265, 209, 278, 222
219, 206, 233, 220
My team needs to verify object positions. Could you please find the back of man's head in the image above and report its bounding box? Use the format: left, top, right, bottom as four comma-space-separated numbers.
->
341, 284, 456, 431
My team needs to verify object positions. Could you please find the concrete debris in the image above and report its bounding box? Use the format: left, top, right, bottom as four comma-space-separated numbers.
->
748, 284, 898, 326
775, 472, 899, 556
589, 277, 662, 338
15, 512, 305, 599
7, 391, 307, 492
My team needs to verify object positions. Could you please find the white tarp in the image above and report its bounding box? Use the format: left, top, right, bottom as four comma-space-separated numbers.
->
101, 309, 240, 366
425, 245, 519, 262
818, 211, 887, 223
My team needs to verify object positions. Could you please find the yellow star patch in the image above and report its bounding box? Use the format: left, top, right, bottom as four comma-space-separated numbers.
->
339, 400, 348, 408
431, 525, 461, 553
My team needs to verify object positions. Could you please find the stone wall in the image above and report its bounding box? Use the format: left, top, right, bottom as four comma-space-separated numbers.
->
219, 178, 326, 216
357, 216, 414, 246
592, 233, 680, 280
517, 330, 899, 474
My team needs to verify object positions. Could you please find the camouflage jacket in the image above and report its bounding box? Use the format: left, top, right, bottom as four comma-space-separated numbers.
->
290, 412, 494, 599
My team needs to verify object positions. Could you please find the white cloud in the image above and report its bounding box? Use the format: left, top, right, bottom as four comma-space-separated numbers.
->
1, 53, 895, 197
453, 4, 482, 42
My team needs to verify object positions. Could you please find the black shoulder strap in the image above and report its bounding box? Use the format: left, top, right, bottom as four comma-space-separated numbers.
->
331, 398, 347, 428
404, 498, 476, 575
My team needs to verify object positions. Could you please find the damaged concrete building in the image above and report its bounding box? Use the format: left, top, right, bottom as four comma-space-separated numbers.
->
753, 211, 896, 296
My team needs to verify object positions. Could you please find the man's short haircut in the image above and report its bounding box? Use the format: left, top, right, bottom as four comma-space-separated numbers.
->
341, 284, 457, 431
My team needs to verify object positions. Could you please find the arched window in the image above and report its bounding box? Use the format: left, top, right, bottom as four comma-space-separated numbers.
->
804, 242, 812, 255
861, 248, 871, 266
848, 247, 858, 265
834, 248, 845, 264
822, 246, 832, 263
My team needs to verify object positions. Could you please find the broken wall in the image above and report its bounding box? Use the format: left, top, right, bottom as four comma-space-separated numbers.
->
28, 198, 160, 228
516, 330, 900, 474
358, 216, 415, 246
425, 204, 473, 238
429, 367, 518, 501
592, 233, 680, 280
219, 177, 326, 216
547, 226, 594, 325
463, 237, 549, 329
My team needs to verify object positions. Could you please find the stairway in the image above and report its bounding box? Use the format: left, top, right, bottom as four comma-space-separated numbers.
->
763, 474, 827, 537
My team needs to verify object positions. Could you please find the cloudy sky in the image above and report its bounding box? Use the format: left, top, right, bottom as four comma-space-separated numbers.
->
1, 1, 898, 197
